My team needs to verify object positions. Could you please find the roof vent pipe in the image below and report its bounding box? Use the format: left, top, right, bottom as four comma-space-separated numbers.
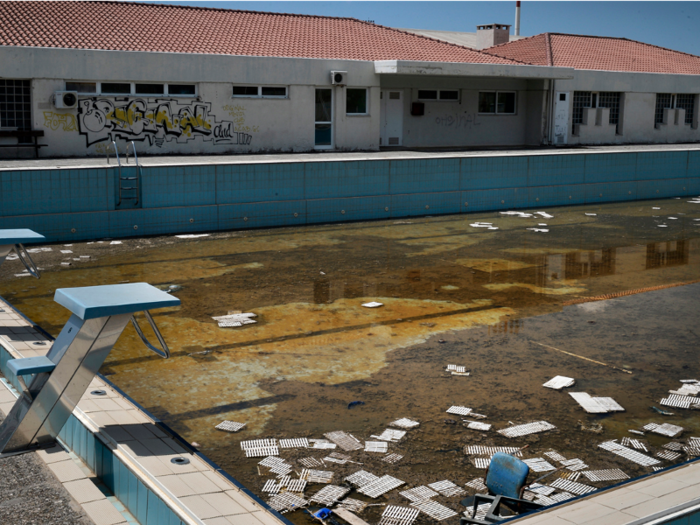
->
514, 1, 521, 36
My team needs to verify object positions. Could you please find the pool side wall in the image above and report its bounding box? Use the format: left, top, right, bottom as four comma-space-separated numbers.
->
1, 150, 699, 242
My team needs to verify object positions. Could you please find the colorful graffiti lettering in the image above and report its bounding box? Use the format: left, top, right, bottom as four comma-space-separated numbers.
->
43, 111, 77, 132
77, 98, 253, 147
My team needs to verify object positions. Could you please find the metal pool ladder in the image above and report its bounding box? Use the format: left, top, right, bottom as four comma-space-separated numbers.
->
116, 140, 141, 207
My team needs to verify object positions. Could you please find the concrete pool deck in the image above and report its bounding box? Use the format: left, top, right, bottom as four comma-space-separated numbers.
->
0, 295, 290, 525
1, 143, 700, 171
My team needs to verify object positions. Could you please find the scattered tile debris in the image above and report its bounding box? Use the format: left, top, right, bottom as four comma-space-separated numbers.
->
279, 438, 309, 449
446, 364, 470, 376
298, 457, 323, 468
241, 439, 279, 458
310, 485, 351, 506
656, 450, 682, 461
469, 222, 494, 228
584, 213, 597, 216
549, 478, 596, 496
358, 475, 405, 498
215, 420, 246, 433
365, 441, 389, 453
465, 478, 487, 492
471, 457, 491, 469
466, 421, 492, 431
498, 421, 556, 438
345, 470, 380, 488
362, 302, 384, 308
324, 452, 352, 464
544, 450, 567, 462
550, 492, 575, 503
286, 479, 307, 493
643, 422, 685, 438
569, 392, 625, 413
383, 453, 404, 464
400, 486, 439, 503
390, 418, 420, 429
500, 211, 534, 218
262, 479, 282, 494
660, 394, 700, 410
302, 469, 334, 484
110, 240, 122, 245
310, 439, 337, 450
598, 440, 661, 467
325, 431, 363, 451
428, 480, 466, 498
663, 442, 684, 451
629, 429, 645, 436
464, 446, 523, 457
582, 469, 629, 482
669, 383, 700, 396
411, 500, 458, 521
542, 376, 575, 390
526, 483, 556, 496
338, 498, 368, 513
372, 429, 406, 442
523, 458, 557, 472
268, 493, 308, 513
464, 503, 491, 520
527, 228, 549, 233
213, 312, 257, 328
620, 437, 648, 452
446, 406, 472, 416
559, 471, 581, 482
379, 506, 420, 525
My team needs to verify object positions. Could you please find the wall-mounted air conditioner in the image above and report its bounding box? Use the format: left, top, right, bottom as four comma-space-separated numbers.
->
331, 71, 348, 86
54, 91, 78, 109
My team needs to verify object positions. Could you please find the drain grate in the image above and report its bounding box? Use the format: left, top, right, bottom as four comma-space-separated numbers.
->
243, 446, 279, 458
310, 485, 351, 506
379, 506, 420, 525
621, 437, 648, 452
358, 475, 405, 498
215, 420, 246, 433
325, 431, 363, 451
598, 440, 661, 466
372, 429, 406, 442
560, 458, 588, 471
660, 394, 700, 410
286, 479, 307, 493
527, 483, 555, 496
259, 456, 287, 468
428, 480, 466, 497
411, 500, 458, 521
324, 452, 352, 464
523, 458, 556, 472
400, 486, 438, 503
279, 438, 309, 449
345, 470, 380, 488
550, 492, 575, 503
559, 471, 581, 481
390, 418, 420, 429
310, 439, 337, 450
446, 406, 472, 416
644, 422, 685, 438
383, 453, 404, 464
262, 479, 281, 494
549, 478, 596, 496
498, 421, 556, 438
464, 503, 491, 520
365, 441, 388, 453
471, 457, 491, 469
241, 438, 277, 449
664, 442, 683, 451
582, 469, 629, 482
544, 450, 567, 462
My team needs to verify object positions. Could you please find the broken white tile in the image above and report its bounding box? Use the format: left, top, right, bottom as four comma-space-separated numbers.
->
543, 376, 575, 390
400, 486, 438, 503
279, 438, 309, 449
523, 458, 557, 472
175, 234, 210, 238
498, 421, 556, 438
110, 241, 122, 244
345, 470, 379, 488
549, 478, 596, 495
302, 469, 334, 484
325, 431, 363, 451
60, 250, 73, 254
268, 493, 308, 513
390, 418, 420, 429
656, 450, 682, 461
466, 421, 491, 432
215, 421, 246, 433
464, 446, 522, 457
569, 392, 624, 413
465, 478, 487, 492
364, 441, 388, 453
582, 469, 629, 482
527, 228, 549, 233
372, 429, 406, 442
536, 211, 553, 219
382, 453, 403, 464
428, 480, 466, 497
598, 440, 660, 466
379, 506, 420, 525
361, 302, 383, 308
411, 500, 457, 521
310, 485, 351, 506
358, 475, 405, 498
446, 406, 472, 416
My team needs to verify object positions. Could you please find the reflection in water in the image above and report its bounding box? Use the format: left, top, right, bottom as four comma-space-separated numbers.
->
646, 240, 689, 269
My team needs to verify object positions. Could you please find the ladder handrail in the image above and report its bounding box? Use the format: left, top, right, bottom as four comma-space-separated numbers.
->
125, 141, 139, 166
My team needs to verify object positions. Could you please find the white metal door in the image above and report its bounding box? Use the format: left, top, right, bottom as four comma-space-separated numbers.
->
553, 91, 569, 145
380, 90, 403, 146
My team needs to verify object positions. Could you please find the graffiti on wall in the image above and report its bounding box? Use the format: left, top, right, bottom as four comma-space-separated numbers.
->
43, 111, 77, 132
223, 104, 260, 133
77, 98, 253, 147
434, 113, 482, 129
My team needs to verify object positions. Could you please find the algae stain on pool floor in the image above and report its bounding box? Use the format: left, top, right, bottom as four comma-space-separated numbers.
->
2, 197, 700, 517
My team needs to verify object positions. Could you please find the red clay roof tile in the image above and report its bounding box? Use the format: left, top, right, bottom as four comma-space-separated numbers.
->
0, 1, 521, 65
484, 33, 700, 74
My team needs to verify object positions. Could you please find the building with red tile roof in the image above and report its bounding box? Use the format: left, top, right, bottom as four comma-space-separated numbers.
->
0, 1, 698, 157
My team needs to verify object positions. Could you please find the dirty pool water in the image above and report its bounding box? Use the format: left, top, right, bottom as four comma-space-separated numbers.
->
3, 198, 700, 523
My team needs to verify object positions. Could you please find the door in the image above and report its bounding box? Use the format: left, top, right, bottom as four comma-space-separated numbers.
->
315, 88, 333, 149
553, 91, 569, 145
380, 90, 403, 146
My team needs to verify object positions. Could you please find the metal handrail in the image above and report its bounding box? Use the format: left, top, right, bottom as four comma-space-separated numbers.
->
125, 141, 139, 166
14, 243, 40, 279
130, 310, 171, 358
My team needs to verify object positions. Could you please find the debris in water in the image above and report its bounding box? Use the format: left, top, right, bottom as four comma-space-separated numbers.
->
656, 450, 681, 461
190, 442, 201, 448
543, 450, 567, 462
464, 446, 523, 457
345, 470, 380, 488
348, 401, 365, 409
469, 222, 493, 228
110, 241, 122, 245
500, 211, 533, 218
380, 506, 419, 525
465, 421, 491, 432
498, 421, 556, 438
400, 486, 439, 503
653, 207, 661, 210
560, 458, 588, 471
411, 500, 458, 521
536, 211, 554, 219
668, 217, 678, 220
658, 225, 668, 228
527, 228, 549, 233
268, 493, 308, 513
241, 439, 279, 458
310, 439, 337, 450
428, 480, 466, 498
310, 485, 351, 506
465, 478, 487, 492
542, 376, 575, 390
522, 458, 557, 472
175, 234, 210, 239
383, 453, 403, 464
372, 429, 406, 442
325, 431, 363, 451
362, 302, 383, 308
559, 471, 580, 482
471, 457, 491, 469
629, 429, 645, 436
549, 478, 596, 496
299, 457, 323, 468
262, 479, 282, 494
584, 213, 597, 216
390, 418, 420, 429
663, 442, 684, 451
215, 420, 246, 433
60, 250, 73, 254
598, 440, 660, 466
578, 420, 604, 434
358, 475, 405, 498
286, 479, 307, 493
302, 469, 334, 484
526, 483, 555, 496
643, 422, 684, 438
279, 438, 310, 449
569, 392, 625, 413
651, 406, 675, 416
669, 383, 700, 396
213, 312, 257, 328
659, 394, 700, 410
446, 406, 472, 416
364, 441, 388, 453
582, 469, 629, 482
338, 498, 368, 513
620, 437, 647, 452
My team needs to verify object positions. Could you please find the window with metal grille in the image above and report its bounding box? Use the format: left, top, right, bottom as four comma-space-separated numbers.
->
598, 92, 621, 133
0, 79, 31, 131
655, 93, 673, 125
572, 91, 591, 133
676, 94, 695, 125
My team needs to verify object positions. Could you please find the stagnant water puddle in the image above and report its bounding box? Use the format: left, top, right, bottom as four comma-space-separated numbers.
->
2, 197, 700, 522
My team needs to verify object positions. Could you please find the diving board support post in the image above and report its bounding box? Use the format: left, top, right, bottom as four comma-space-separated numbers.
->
0, 229, 46, 278
0, 283, 180, 454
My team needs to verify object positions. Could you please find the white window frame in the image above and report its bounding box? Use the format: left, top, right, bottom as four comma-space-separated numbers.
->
346, 87, 369, 116
478, 90, 517, 115
64, 81, 197, 97
232, 85, 289, 99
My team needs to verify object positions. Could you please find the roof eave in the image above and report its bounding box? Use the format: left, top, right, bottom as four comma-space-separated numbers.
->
374, 60, 574, 79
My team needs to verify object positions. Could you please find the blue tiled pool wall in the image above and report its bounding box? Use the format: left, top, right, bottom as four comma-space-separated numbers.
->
1, 150, 699, 242
0, 331, 290, 525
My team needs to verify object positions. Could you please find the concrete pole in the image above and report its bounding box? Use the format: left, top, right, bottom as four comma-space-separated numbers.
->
515, 1, 521, 36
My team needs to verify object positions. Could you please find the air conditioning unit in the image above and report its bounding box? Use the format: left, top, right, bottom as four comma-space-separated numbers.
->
54, 91, 78, 109
330, 71, 348, 86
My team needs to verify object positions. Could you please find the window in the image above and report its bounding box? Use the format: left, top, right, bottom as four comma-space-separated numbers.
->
676, 94, 696, 125
135, 83, 164, 95
655, 94, 696, 126
66, 82, 97, 93
598, 92, 621, 133
168, 84, 196, 96
233, 86, 288, 98
417, 90, 458, 101
101, 83, 131, 95
439, 90, 459, 100
573, 91, 622, 133
0, 79, 31, 131
655, 94, 674, 125
417, 90, 438, 100
478, 91, 516, 114
346, 88, 368, 114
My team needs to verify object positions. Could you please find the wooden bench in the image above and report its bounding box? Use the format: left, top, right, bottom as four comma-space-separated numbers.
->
0, 130, 47, 157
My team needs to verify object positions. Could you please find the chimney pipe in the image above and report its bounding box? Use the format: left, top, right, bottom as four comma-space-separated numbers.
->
514, 1, 521, 36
